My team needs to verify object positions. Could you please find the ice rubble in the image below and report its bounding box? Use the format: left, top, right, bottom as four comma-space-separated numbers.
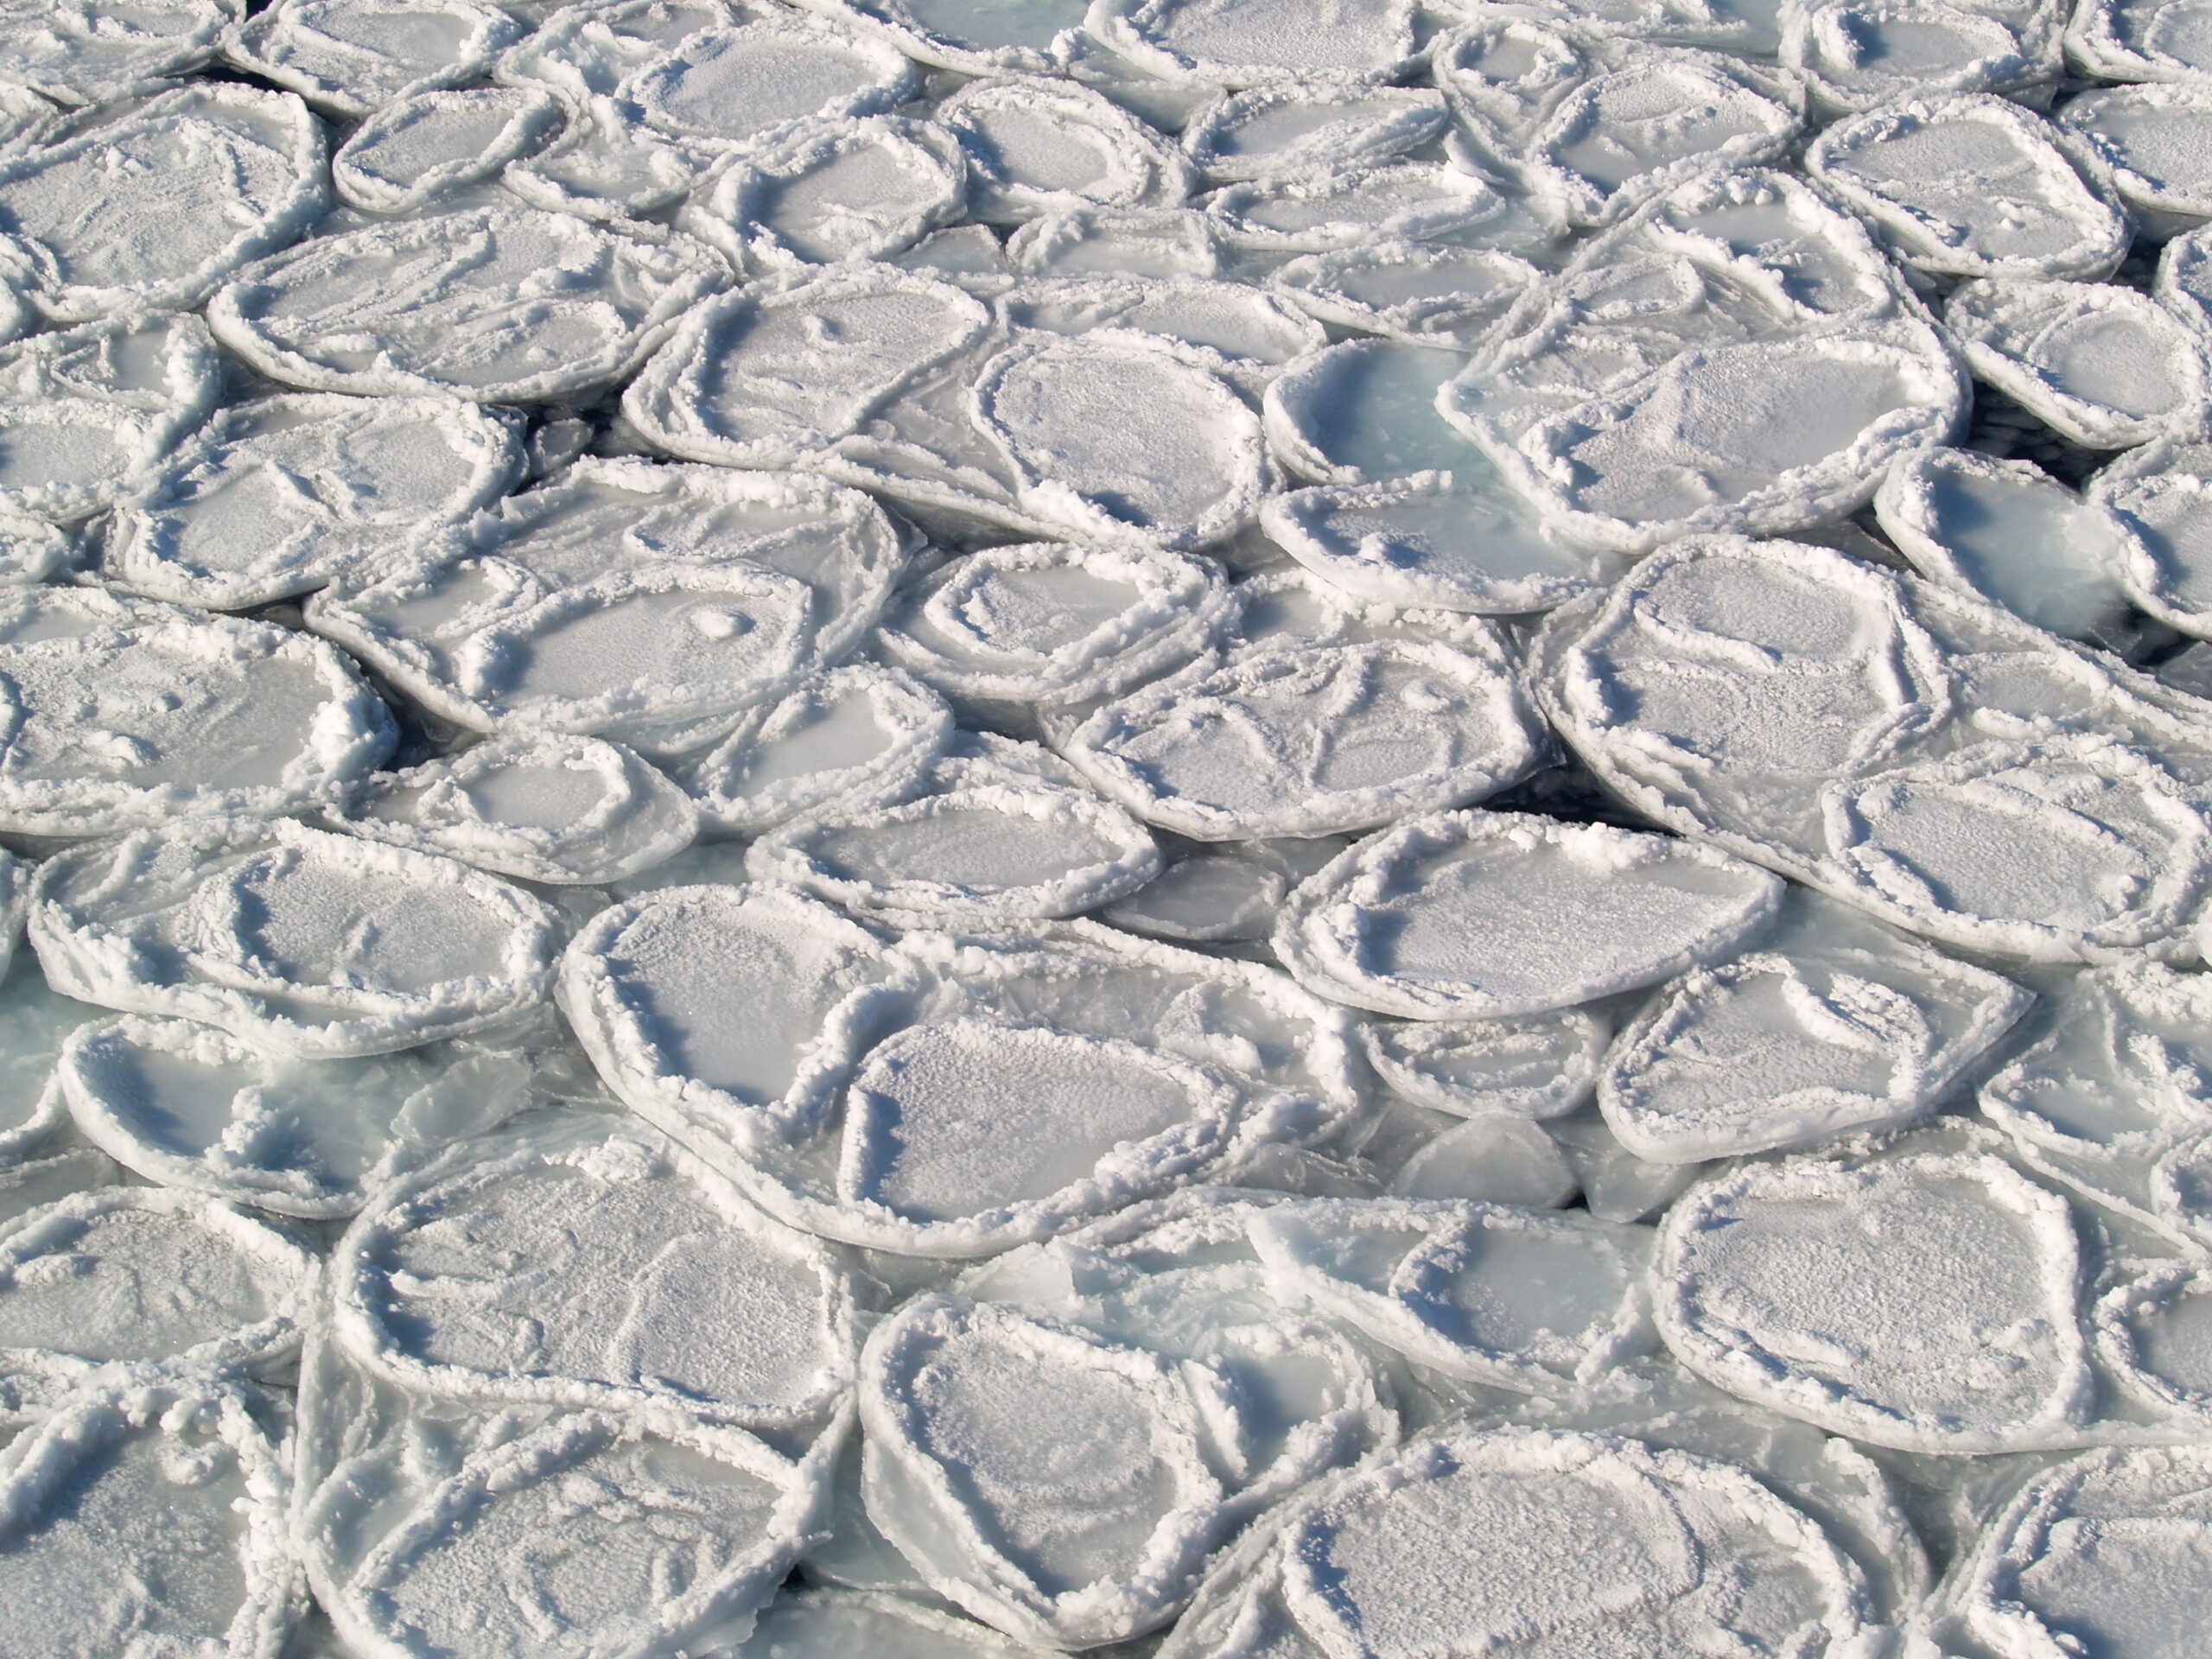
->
3, 1, 2212, 1655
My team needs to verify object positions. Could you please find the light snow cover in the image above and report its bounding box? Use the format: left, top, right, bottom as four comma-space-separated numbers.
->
5, 2, 2212, 1651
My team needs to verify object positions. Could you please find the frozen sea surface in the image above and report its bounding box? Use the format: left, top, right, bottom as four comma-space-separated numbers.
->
1, 1, 2212, 1655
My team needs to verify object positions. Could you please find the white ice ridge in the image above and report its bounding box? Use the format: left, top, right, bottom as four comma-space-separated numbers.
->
2, 0, 2212, 1649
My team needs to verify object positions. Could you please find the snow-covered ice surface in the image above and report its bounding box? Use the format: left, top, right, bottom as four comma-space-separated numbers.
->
8, 1, 2212, 1653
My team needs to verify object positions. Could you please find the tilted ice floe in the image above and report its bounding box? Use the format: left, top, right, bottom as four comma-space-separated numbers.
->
561, 882, 1361, 1254
9, 0, 2212, 1642
331, 84, 564, 215
1786, 1, 2063, 115
1656, 1138, 2094, 1452
57, 1013, 550, 1217
858, 1277, 1386, 1646
1052, 569, 1546, 840
324, 731, 701, 885
0, 85, 325, 322
99, 392, 524, 611
1979, 959, 2212, 1250
0, 956, 92, 1170
1248, 1196, 1656, 1394
2087, 424, 2212, 638
676, 663, 954, 833
685, 116, 968, 270
209, 206, 727, 404
1599, 887, 2030, 1162
1363, 1005, 1610, 1122
0, 311, 221, 526
1877, 444, 2146, 641
1273, 808, 1784, 1020
940, 75, 1189, 223
1533, 531, 2212, 960
0, 1184, 314, 1409
296, 1325, 842, 1659
0, 1382, 298, 1659
2067, 0, 2212, 82
304, 458, 903, 740
2058, 79, 2212, 228
1262, 471, 1610, 615
1160, 1421, 1878, 1659
0, 0, 239, 105
1947, 1443, 2212, 1658
223, 0, 525, 118
0, 585, 392, 838
29, 816, 563, 1058
1945, 276, 2212, 449
330, 1110, 858, 1431
746, 733, 1163, 922
1179, 80, 1447, 182
1807, 93, 2133, 281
